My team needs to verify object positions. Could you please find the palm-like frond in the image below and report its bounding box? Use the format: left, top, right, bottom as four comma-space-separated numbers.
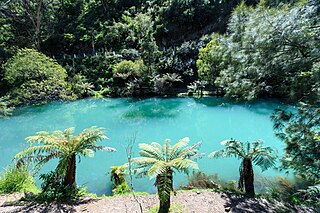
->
139, 142, 163, 159
15, 126, 114, 177
133, 138, 200, 178
170, 158, 199, 172
15, 145, 61, 161
208, 139, 245, 159
209, 139, 277, 171
169, 137, 190, 159
252, 147, 277, 171
147, 161, 167, 179
174, 141, 201, 159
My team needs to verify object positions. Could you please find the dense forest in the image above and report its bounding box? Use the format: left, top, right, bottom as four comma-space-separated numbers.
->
0, 0, 319, 113
0, 0, 319, 212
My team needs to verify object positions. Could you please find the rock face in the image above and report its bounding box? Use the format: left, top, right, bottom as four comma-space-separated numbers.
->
0, 191, 316, 213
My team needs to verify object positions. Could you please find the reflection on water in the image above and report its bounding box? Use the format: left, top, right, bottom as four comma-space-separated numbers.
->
122, 98, 183, 119
0, 97, 290, 195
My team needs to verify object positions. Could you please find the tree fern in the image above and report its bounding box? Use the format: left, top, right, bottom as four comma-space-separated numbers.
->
15, 126, 116, 188
133, 137, 200, 213
209, 139, 277, 197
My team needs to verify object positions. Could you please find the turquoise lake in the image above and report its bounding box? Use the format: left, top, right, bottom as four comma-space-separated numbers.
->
0, 97, 291, 195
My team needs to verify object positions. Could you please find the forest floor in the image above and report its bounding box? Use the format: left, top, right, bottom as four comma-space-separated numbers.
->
0, 190, 315, 213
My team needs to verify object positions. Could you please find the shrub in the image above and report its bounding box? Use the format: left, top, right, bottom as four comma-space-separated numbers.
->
36, 171, 81, 202
2, 48, 75, 105
0, 166, 38, 193
110, 165, 130, 195
112, 59, 147, 79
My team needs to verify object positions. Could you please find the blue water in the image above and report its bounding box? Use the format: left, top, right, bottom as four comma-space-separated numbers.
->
0, 97, 289, 195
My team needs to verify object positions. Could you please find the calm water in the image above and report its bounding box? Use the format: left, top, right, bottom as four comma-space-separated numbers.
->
0, 97, 290, 195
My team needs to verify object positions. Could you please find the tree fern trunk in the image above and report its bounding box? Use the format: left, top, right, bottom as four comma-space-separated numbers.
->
64, 153, 76, 187
156, 171, 173, 213
243, 158, 254, 197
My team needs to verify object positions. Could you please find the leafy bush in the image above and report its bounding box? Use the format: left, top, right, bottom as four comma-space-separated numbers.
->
112, 182, 130, 195
112, 59, 147, 79
36, 171, 81, 202
0, 166, 38, 193
110, 165, 130, 195
112, 59, 150, 96
2, 48, 76, 105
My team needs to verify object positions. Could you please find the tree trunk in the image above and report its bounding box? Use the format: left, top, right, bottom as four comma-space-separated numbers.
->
242, 158, 254, 197
64, 154, 76, 187
156, 171, 173, 213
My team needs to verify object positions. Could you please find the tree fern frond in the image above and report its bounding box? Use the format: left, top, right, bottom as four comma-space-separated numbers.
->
15, 145, 59, 160
170, 158, 199, 171
133, 157, 159, 166
175, 142, 201, 159
170, 137, 189, 159
253, 151, 277, 171
139, 143, 163, 159
148, 161, 167, 179
163, 139, 171, 162
208, 149, 232, 158
81, 148, 94, 157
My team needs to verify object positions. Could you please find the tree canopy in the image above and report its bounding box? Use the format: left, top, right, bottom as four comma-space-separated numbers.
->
272, 103, 320, 182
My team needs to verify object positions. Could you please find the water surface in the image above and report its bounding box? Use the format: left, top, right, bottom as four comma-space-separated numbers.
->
0, 97, 289, 195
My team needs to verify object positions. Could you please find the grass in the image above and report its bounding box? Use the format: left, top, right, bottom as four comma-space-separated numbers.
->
0, 166, 39, 194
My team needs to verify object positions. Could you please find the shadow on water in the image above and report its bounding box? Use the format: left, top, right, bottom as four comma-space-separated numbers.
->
122, 98, 183, 119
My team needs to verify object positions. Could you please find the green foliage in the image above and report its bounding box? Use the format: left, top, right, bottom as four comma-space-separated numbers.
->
0, 95, 14, 118
158, 41, 200, 84
110, 165, 130, 195
200, 2, 320, 101
2, 48, 75, 105
197, 36, 223, 85
112, 59, 150, 96
299, 184, 320, 209
0, 166, 38, 194
35, 171, 81, 202
112, 182, 130, 195
271, 103, 320, 182
3, 48, 66, 85
113, 59, 147, 79
63, 54, 121, 91
152, 73, 182, 95
263, 176, 319, 209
